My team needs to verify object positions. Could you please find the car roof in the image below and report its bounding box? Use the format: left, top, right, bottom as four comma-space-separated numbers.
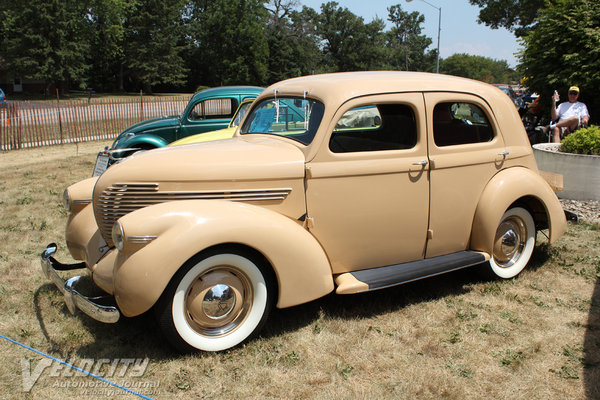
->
261, 71, 504, 107
191, 86, 263, 101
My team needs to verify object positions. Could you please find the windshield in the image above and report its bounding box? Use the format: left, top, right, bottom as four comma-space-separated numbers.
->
240, 97, 325, 145
231, 101, 253, 127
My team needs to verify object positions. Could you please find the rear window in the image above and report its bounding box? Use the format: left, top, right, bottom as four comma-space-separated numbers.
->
433, 102, 494, 147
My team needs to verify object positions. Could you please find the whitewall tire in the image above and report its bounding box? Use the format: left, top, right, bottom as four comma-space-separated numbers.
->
157, 249, 273, 352
488, 207, 536, 279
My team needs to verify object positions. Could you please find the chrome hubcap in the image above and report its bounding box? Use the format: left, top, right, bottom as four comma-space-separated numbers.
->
203, 284, 236, 319
493, 216, 526, 268
185, 267, 252, 336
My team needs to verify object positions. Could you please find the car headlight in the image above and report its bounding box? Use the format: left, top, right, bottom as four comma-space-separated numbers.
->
62, 189, 71, 212
112, 222, 125, 252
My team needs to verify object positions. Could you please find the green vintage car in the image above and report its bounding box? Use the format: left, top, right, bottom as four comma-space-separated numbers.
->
93, 86, 263, 176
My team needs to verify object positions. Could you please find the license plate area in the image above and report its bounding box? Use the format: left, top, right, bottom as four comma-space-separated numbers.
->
93, 154, 109, 176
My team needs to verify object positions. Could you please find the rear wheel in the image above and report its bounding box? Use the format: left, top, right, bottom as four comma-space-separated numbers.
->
487, 207, 536, 279
156, 249, 273, 352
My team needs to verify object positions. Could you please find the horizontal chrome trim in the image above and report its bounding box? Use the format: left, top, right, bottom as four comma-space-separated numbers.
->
95, 183, 292, 244
72, 199, 92, 206
127, 235, 158, 244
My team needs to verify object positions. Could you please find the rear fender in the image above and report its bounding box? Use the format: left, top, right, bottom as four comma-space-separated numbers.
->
113, 200, 334, 317
471, 167, 567, 254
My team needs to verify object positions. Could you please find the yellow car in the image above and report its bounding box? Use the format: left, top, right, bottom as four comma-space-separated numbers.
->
168, 98, 255, 146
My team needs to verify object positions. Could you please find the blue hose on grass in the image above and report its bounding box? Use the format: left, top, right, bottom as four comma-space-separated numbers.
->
0, 334, 155, 400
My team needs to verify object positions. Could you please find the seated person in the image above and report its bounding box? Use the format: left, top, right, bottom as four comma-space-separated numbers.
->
545, 86, 590, 142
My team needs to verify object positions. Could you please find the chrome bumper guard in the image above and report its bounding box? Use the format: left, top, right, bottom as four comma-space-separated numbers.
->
41, 243, 120, 323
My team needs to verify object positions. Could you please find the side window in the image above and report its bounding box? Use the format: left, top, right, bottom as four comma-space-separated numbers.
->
433, 102, 494, 147
329, 104, 417, 153
189, 98, 236, 121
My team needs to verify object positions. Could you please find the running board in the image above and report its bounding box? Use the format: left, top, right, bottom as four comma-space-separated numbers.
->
335, 251, 490, 294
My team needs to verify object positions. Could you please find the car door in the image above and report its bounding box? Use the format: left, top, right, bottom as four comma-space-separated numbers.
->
424, 92, 506, 258
305, 93, 430, 274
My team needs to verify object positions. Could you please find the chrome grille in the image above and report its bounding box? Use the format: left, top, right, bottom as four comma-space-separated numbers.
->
95, 183, 291, 244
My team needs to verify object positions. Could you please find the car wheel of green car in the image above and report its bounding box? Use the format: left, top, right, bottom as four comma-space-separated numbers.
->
156, 248, 274, 352
487, 207, 536, 279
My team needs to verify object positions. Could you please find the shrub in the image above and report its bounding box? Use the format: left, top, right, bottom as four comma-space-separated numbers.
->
560, 125, 600, 155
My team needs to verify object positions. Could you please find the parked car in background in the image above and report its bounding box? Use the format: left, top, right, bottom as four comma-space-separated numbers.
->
92, 86, 263, 176
492, 84, 522, 108
168, 98, 255, 147
43, 71, 566, 353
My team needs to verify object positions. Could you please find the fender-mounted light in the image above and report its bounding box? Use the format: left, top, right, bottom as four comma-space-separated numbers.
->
112, 222, 125, 252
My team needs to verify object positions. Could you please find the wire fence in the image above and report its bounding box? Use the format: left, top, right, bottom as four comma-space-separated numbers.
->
0, 94, 192, 151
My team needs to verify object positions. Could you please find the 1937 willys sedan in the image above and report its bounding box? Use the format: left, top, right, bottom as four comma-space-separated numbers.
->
42, 72, 566, 352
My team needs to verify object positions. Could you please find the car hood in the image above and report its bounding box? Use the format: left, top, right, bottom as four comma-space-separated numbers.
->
96, 136, 306, 185
168, 126, 236, 147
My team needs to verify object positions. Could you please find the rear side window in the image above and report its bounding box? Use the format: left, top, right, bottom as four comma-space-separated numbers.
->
433, 102, 494, 146
329, 104, 417, 153
189, 98, 236, 120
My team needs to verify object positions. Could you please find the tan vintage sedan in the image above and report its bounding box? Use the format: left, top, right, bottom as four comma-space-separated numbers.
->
42, 71, 567, 352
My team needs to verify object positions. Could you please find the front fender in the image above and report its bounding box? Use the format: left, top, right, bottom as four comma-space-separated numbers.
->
115, 134, 170, 150
113, 200, 334, 317
471, 167, 567, 254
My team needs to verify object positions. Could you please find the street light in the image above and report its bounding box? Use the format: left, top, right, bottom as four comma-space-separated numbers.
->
406, 0, 441, 73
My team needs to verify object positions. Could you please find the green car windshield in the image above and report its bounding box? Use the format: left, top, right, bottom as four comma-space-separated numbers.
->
240, 97, 325, 145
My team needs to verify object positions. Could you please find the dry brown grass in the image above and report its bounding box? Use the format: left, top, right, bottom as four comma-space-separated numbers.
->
0, 143, 598, 399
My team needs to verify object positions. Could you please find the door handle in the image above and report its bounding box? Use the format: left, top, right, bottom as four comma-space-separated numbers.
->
412, 160, 428, 166
498, 151, 509, 157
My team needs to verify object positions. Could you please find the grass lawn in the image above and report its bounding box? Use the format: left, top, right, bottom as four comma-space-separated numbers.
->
0, 141, 598, 399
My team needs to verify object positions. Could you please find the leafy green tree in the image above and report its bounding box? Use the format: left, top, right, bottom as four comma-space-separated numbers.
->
264, 1, 322, 82
313, 1, 387, 72
0, 0, 90, 92
87, 0, 135, 91
469, 0, 554, 37
519, 0, 600, 119
287, 7, 323, 76
184, 0, 268, 87
386, 4, 436, 72
440, 53, 515, 83
124, 0, 188, 93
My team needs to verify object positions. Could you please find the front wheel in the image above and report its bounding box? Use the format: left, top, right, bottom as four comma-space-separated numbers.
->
487, 207, 536, 279
156, 249, 273, 352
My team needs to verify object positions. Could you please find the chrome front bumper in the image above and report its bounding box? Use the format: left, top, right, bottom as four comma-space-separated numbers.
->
40, 243, 120, 323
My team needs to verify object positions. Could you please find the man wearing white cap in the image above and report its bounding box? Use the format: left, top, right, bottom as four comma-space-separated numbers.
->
548, 86, 590, 142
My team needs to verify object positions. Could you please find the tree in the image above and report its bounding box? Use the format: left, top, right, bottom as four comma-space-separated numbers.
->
183, 0, 268, 87
264, 1, 322, 83
123, 0, 188, 93
519, 0, 600, 119
314, 2, 387, 72
440, 53, 516, 83
468, 0, 555, 37
86, 0, 134, 91
386, 4, 436, 72
0, 0, 90, 92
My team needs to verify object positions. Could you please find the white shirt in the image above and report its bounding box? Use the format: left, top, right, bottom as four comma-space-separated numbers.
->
556, 101, 589, 122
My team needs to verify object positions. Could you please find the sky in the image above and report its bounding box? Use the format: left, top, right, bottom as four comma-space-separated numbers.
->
298, 0, 521, 67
